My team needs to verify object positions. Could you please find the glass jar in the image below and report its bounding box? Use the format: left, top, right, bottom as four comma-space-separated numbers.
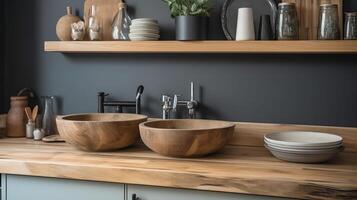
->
276, 3, 299, 40
88, 5, 102, 41
42, 96, 57, 136
318, 4, 340, 40
112, 3, 131, 40
344, 12, 357, 40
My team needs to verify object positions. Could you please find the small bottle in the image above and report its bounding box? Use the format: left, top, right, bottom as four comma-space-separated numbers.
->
112, 2, 131, 40
33, 129, 45, 141
88, 5, 102, 40
26, 120, 35, 139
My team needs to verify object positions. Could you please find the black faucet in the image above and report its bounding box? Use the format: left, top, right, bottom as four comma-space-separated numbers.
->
98, 85, 144, 114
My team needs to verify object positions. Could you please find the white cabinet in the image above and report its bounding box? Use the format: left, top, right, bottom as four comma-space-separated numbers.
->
6, 175, 124, 200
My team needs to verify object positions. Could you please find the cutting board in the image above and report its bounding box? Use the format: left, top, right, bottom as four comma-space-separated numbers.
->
84, 0, 123, 41
282, 0, 343, 40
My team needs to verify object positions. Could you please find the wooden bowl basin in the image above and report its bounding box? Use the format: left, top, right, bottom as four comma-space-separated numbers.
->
56, 113, 147, 151
139, 119, 236, 157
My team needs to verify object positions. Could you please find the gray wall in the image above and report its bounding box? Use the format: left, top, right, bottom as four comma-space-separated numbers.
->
3, 0, 357, 127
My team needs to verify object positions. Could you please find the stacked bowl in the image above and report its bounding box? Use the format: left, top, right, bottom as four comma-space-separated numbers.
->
265, 131, 344, 163
129, 18, 160, 41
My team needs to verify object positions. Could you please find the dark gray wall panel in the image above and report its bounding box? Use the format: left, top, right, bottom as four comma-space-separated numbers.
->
3, 0, 357, 127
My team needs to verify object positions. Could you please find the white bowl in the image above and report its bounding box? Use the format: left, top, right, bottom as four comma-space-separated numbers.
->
265, 145, 343, 163
264, 131, 343, 147
129, 33, 160, 38
130, 25, 159, 31
265, 143, 343, 154
132, 18, 158, 24
130, 37, 159, 41
130, 28, 160, 34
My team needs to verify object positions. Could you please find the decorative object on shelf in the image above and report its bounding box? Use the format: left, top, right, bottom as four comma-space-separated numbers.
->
129, 18, 160, 41
344, 12, 357, 40
221, 0, 277, 40
265, 131, 344, 163
88, 5, 102, 40
235, 8, 255, 41
6, 96, 28, 138
56, 6, 81, 41
282, 0, 343, 40
71, 21, 86, 41
33, 128, 45, 141
84, 0, 123, 41
258, 15, 274, 40
163, 0, 210, 41
276, 2, 299, 40
112, 2, 131, 40
318, 4, 340, 40
42, 96, 57, 136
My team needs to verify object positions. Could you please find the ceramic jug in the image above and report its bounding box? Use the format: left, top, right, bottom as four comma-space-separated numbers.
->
6, 96, 28, 137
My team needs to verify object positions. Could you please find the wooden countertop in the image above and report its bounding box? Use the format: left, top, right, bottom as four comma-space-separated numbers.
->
0, 122, 356, 200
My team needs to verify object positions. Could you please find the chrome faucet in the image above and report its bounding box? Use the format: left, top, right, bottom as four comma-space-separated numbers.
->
162, 82, 199, 119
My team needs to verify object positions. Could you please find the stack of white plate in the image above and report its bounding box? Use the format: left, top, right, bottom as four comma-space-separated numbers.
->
129, 18, 160, 41
264, 131, 344, 163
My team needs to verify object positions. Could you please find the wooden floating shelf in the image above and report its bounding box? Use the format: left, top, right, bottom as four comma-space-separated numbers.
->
44, 41, 357, 54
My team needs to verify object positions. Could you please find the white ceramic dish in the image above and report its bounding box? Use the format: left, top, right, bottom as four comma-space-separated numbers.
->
132, 18, 158, 23
265, 145, 343, 163
265, 143, 343, 154
130, 28, 160, 34
129, 33, 160, 38
130, 37, 159, 41
131, 21, 158, 27
264, 139, 342, 150
264, 131, 343, 147
130, 25, 159, 31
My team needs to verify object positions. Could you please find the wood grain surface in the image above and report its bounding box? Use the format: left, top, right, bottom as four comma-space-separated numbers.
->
56, 113, 148, 151
44, 41, 357, 54
84, 0, 122, 41
0, 136, 356, 200
139, 119, 235, 157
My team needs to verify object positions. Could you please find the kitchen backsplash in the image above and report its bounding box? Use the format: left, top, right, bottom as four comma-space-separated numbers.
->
2, 0, 357, 126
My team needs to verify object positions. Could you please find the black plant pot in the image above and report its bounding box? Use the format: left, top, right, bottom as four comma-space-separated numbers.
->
175, 16, 208, 41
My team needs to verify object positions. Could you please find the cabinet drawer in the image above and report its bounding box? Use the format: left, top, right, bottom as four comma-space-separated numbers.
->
7, 175, 124, 200
128, 185, 296, 200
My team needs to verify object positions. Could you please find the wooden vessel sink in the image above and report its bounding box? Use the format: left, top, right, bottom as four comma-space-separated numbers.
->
139, 119, 236, 157
56, 113, 147, 151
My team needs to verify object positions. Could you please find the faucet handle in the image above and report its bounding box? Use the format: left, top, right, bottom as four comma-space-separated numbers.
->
173, 94, 181, 110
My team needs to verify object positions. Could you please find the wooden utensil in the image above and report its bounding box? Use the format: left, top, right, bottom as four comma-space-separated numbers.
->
25, 107, 32, 122
84, 0, 123, 41
32, 105, 38, 122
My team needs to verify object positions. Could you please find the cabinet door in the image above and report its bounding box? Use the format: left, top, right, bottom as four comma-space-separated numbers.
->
6, 175, 124, 200
128, 185, 295, 200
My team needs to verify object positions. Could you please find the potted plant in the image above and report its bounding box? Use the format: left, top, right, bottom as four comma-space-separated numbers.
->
163, 0, 210, 40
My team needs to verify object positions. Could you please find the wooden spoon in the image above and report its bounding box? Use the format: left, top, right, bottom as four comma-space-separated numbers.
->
32, 105, 39, 122
24, 107, 32, 122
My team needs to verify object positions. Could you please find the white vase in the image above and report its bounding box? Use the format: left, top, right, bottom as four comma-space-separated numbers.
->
236, 8, 255, 41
